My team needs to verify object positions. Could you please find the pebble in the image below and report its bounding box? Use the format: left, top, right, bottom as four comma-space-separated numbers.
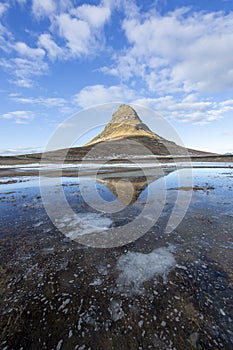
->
56, 339, 63, 350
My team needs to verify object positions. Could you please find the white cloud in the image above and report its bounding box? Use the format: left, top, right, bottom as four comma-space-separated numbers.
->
11, 95, 67, 108
73, 84, 233, 124
133, 94, 233, 124
72, 4, 111, 28
0, 3, 9, 17
32, 0, 56, 19
9, 95, 75, 115
15, 79, 33, 88
0, 3, 12, 52
104, 8, 233, 94
54, 2, 111, 58
0, 57, 48, 87
58, 0, 72, 12
56, 14, 91, 57
38, 34, 63, 60
0, 4, 49, 87
13, 2, 111, 65
73, 84, 136, 108
31, 0, 72, 18
1, 110, 34, 124
14, 41, 45, 58
0, 1, 111, 86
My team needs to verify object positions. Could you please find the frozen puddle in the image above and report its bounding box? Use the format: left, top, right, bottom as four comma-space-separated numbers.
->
116, 247, 176, 295
55, 212, 112, 239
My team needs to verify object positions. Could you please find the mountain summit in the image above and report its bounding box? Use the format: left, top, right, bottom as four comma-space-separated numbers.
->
85, 104, 162, 146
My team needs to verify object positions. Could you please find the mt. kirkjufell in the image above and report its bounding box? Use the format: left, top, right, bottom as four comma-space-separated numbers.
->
84, 104, 208, 157
86, 104, 162, 146
5, 104, 212, 163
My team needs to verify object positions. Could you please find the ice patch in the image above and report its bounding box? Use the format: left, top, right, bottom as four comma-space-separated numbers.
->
0, 176, 32, 183
55, 212, 112, 239
89, 278, 102, 286
116, 247, 176, 295
108, 300, 124, 321
56, 340, 63, 350
0, 163, 41, 169
33, 221, 44, 228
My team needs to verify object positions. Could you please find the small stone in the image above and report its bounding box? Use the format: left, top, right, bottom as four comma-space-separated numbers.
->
188, 332, 199, 349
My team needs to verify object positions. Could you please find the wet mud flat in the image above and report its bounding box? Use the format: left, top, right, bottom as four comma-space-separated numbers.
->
0, 167, 233, 349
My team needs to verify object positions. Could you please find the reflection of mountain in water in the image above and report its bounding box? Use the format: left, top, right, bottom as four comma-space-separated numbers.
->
97, 169, 173, 206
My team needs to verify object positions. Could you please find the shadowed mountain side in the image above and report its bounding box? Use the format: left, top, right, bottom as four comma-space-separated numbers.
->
67, 137, 210, 159
0, 137, 220, 166
27, 137, 206, 163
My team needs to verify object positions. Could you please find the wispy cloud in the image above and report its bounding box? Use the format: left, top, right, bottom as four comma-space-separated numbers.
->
10, 95, 67, 108
0, 3, 9, 17
38, 34, 63, 60
32, 0, 56, 19
133, 94, 233, 124
0, 3, 12, 52
74, 84, 233, 124
0, 57, 48, 87
31, 0, 72, 19
9, 95, 75, 115
0, 2, 50, 87
1, 110, 34, 124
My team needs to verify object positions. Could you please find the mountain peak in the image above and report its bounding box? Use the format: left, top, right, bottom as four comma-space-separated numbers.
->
85, 104, 162, 146
110, 104, 142, 124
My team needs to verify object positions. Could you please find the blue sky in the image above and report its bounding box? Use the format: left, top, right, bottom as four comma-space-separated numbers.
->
0, 0, 233, 155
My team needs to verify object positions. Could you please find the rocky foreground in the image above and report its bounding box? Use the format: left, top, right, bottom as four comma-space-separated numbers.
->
0, 166, 233, 349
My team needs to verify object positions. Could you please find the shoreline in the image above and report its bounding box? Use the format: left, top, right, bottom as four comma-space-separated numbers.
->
0, 153, 233, 166
0, 160, 232, 180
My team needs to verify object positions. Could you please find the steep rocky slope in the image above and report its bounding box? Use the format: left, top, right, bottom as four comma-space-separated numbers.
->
85, 104, 162, 146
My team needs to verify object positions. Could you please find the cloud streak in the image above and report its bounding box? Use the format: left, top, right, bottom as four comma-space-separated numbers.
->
11, 96, 67, 108
1, 110, 34, 124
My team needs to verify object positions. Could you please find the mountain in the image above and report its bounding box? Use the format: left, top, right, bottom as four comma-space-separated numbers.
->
0, 104, 216, 165
83, 104, 210, 157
